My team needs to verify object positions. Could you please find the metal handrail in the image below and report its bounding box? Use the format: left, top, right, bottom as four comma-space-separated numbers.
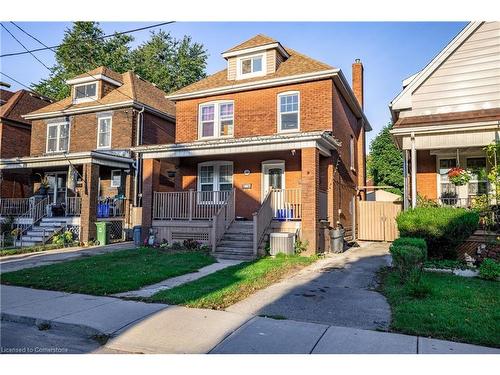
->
15, 197, 49, 247
211, 189, 236, 252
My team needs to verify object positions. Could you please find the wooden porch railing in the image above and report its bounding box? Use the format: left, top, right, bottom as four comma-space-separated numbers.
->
271, 188, 302, 220
153, 190, 231, 220
253, 190, 274, 255
211, 189, 236, 252
0, 198, 32, 216
66, 197, 82, 216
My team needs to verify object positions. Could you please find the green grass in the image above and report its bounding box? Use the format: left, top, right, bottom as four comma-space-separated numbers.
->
0, 242, 76, 257
149, 254, 317, 309
1, 248, 216, 295
380, 268, 500, 348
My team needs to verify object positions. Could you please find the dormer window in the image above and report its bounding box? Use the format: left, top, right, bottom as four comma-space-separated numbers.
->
73, 82, 97, 103
237, 53, 266, 79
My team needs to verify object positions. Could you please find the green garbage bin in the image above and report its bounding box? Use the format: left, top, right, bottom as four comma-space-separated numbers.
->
95, 222, 111, 245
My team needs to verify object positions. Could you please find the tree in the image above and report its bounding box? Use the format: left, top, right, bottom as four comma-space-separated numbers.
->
130, 31, 207, 94
32, 22, 207, 100
368, 122, 404, 195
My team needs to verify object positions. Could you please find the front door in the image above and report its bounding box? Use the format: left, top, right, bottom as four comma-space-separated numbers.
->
46, 172, 67, 204
262, 162, 285, 201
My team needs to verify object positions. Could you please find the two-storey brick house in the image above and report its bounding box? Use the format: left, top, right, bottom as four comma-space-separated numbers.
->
136, 35, 371, 258
0, 67, 175, 245
0, 88, 52, 200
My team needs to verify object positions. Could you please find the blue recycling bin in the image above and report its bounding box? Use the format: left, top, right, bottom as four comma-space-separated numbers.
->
133, 226, 142, 246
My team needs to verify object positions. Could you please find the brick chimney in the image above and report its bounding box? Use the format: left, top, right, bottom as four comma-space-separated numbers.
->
352, 58, 364, 109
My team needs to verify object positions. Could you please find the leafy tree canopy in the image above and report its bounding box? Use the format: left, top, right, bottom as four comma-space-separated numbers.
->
33, 22, 207, 100
368, 122, 404, 195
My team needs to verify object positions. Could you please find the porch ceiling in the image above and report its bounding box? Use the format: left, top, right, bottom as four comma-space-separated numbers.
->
0, 150, 133, 170
135, 131, 340, 159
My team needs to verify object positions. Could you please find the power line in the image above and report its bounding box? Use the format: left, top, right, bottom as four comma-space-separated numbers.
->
0, 71, 49, 99
1, 21, 176, 58
0, 24, 52, 70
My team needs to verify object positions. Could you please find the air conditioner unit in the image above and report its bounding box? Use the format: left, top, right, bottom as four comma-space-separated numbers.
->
270, 232, 295, 256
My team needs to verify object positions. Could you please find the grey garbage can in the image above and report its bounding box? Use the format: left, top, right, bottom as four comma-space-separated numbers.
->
133, 226, 142, 246
330, 228, 345, 253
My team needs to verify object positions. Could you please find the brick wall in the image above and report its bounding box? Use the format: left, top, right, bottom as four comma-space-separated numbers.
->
141, 112, 175, 145
0, 171, 32, 198
416, 150, 437, 200
30, 108, 136, 156
175, 79, 333, 143
0, 121, 31, 158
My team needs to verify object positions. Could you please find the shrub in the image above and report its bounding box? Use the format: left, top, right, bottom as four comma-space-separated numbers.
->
183, 239, 201, 250
52, 230, 74, 246
478, 258, 500, 281
390, 240, 427, 284
404, 280, 432, 299
396, 207, 479, 259
392, 237, 427, 251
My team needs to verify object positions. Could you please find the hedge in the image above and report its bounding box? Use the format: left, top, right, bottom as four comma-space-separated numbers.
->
396, 207, 479, 259
389, 237, 428, 284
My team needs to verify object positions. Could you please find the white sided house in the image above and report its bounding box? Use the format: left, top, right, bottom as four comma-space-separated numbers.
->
390, 21, 500, 209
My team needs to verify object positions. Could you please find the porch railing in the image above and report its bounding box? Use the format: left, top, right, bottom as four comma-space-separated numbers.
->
15, 197, 49, 247
97, 197, 125, 218
65, 197, 82, 216
211, 189, 236, 252
153, 190, 231, 220
253, 189, 274, 255
270, 188, 302, 220
0, 198, 33, 216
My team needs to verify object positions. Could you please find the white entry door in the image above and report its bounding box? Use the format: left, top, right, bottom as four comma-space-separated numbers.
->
262, 162, 285, 201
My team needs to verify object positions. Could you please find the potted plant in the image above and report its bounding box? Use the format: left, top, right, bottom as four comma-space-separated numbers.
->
448, 167, 472, 186
35, 173, 50, 195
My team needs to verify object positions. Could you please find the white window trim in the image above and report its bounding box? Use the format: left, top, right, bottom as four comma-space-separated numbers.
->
73, 82, 98, 104
197, 161, 234, 203
198, 101, 234, 140
110, 169, 121, 188
236, 52, 267, 79
97, 114, 112, 149
46, 122, 70, 153
466, 157, 489, 196
436, 157, 457, 199
277, 91, 300, 133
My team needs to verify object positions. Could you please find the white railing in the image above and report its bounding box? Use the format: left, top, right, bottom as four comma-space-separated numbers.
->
253, 190, 274, 255
271, 188, 302, 220
66, 197, 82, 216
211, 189, 236, 252
14, 196, 49, 247
0, 198, 32, 216
97, 197, 125, 218
153, 190, 231, 220
319, 190, 328, 220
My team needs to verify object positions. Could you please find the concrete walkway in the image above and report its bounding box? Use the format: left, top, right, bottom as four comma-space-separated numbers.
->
0, 241, 135, 273
226, 242, 392, 330
113, 259, 242, 298
1, 285, 498, 354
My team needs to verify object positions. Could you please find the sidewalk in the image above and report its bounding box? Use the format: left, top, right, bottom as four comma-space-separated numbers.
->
1, 285, 498, 354
0, 241, 135, 273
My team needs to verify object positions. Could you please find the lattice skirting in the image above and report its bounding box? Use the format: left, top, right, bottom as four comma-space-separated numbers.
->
66, 225, 81, 241
108, 220, 124, 242
456, 239, 500, 262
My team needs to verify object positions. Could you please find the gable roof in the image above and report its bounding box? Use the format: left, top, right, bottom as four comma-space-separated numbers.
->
0, 90, 52, 125
224, 34, 279, 53
169, 47, 335, 98
390, 22, 483, 115
0, 89, 16, 105
26, 68, 175, 119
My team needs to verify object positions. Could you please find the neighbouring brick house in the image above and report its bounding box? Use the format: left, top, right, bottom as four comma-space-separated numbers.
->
0, 67, 175, 246
390, 22, 500, 209
135, 35, 371, 258
0, 88, 52, 199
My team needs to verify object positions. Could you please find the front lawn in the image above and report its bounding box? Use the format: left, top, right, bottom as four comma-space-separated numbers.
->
149, 254, 317, 309
380, 269, 500, 348
1, 248, 215, 295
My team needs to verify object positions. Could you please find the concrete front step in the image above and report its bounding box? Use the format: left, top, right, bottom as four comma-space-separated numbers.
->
222, 234, 253, 241
225, 228, 253, 235
14, 240, 38, 247
216, 245, 254, 252
214, 253, 256, 261
218, 240, 253, 249
26, 230, 55, 237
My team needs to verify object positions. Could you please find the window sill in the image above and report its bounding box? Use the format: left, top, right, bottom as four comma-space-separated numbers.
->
196, 135, 234, 142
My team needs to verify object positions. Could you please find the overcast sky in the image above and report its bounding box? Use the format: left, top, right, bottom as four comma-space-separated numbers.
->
0, 21, 467, 147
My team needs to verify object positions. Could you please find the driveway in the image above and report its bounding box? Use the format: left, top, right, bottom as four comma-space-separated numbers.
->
226, 242, 392, 330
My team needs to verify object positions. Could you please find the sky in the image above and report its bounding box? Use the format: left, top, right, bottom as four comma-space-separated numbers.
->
0, 21, 468, 147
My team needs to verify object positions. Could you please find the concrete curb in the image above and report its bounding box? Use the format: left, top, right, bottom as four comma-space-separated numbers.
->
1, 312, 106, 339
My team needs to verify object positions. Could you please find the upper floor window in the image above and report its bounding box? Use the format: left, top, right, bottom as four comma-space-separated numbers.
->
278, 92, 299, 132
237, 53, 265, 79
46, 122, 69, 153
74, 82, 97, 103
199, 101, 234, 139
97, 115, 112, 149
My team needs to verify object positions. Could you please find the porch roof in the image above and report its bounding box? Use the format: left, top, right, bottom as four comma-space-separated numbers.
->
0, 150, 133, 170
134, 131, 341, 159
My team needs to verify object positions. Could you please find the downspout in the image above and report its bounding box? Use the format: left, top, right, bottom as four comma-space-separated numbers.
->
133, 107, 145, 207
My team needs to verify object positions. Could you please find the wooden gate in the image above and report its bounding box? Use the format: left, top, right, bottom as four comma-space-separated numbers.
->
357, 201, 402, 241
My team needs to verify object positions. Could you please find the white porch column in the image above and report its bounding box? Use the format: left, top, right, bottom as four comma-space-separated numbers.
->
403, 149, 409, 210
410, 133, 417, 208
